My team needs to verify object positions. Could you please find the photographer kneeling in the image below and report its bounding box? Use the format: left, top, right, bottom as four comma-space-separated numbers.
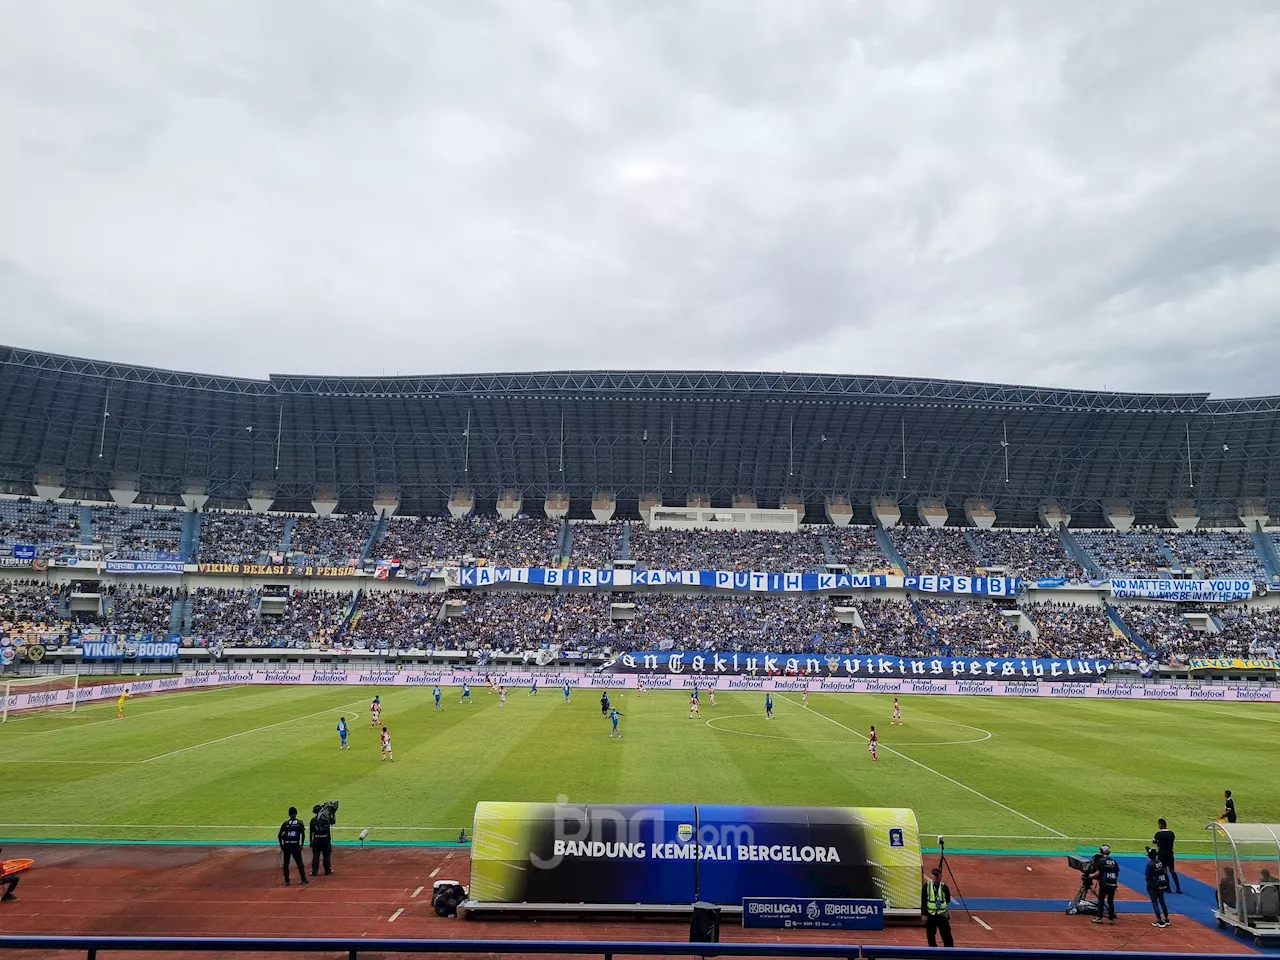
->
310, 801, 338, 877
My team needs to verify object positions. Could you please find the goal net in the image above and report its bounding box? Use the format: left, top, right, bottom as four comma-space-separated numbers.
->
1, 674, 82, 721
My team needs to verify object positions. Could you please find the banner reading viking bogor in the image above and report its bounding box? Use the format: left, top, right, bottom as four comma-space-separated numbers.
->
601, 651, 1111, 682
1109, 578, 1254, 603
466, 802, 921, 914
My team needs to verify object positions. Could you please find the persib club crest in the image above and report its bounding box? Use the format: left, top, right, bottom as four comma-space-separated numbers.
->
677, 823, 694, 843
825, 656, 841, 672
806, 901, 821, 921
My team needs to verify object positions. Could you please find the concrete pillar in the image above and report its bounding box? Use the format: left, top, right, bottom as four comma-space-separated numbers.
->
1103, 501, 1135, 533
497, 491, 523, 520
732, 494, 758, 510
687, 493, 711, 508
1166, 500, 1200, 532
964, 498, 996, 529
825, 496, 854, 527
917, 498, 949, 528
870, 497, 900, 529
591, 492, 616, 522
638, 494, 662, 523
448, 490, 475, 519
1038, 501, 1071, 529
1238, 499, 1269, 530
544, 492, 570, 520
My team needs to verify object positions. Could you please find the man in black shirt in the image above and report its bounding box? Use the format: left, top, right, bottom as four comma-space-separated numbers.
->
309, 805, 333, 877
278, 806, 308, 886
1088, 845, 1120, 925
1222, 790, 1237, 823
1153, 818, 1182, 894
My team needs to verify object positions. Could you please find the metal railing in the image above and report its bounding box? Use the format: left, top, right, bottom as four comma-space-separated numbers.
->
0, 937, 1254, 960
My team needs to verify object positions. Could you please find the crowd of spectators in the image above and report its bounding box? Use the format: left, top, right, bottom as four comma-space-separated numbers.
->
1163, 531, 1266, 579
626, 594, 839, 650
969, 529, 1084, 580
918, 599, 1020, 656
1120, 606, 1202, 662
1209, 607, 1280, 660
0, 500, 80, 557
0, 579, 68, 636
197, 513, 287, 563
344, 590, 442, 647
91, 506, 183, 560
567, 522, 622, 566
627, 528, 826, 570
376, 517, 470, 566
1076, 531, 1171, 576
890, 527, 979, 576
1022, 602, 1132, 659
190, 587, 353, 645
852, 599, 928, 655
288, 515, 375, 566
463, 516, 561, 566
100, 585, 178, 634
432, 593, 618, 654
829, 527, 889, 569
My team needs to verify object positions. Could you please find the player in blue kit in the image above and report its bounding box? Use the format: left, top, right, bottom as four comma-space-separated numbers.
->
336, 717, 349, 749
608, 707, 623, 739
563, 681, 571, 703
459, 682, 471, 704
433, 686, 443, 711
529, 677, 538, 696
765, 693, 774, 719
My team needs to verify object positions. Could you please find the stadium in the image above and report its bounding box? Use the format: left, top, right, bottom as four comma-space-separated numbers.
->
2, 345, 1279, 956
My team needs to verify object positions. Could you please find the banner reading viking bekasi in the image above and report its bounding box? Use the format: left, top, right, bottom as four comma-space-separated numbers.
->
602, 651, 1110, 682
1109, 578, 1254, 603
452, 567, 1021, 595
466, 802, 921, 913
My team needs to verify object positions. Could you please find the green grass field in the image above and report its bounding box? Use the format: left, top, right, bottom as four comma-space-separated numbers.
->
1, 685, 1276, 855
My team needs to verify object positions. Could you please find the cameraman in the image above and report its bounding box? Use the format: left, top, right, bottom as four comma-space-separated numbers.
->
1088, 845, 1120, 925
310, 802, 337, 877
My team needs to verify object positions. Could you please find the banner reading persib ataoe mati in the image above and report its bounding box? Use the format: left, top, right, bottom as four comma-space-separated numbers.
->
466, 802, 921, 913
1109, 578, 1254, 602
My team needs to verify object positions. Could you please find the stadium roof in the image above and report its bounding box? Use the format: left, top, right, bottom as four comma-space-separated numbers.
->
2, 344, 1277, 525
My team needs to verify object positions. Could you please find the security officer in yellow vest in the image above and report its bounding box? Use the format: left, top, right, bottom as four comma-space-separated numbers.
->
921, 866, 954, 947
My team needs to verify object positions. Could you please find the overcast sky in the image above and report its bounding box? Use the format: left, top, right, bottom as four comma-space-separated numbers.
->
1, 1, 1278, 394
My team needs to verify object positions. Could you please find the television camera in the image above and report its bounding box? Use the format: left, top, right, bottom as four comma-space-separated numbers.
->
1065, 853, 1100, 915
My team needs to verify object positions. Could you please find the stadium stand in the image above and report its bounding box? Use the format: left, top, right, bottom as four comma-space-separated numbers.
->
373, 516, 472, 566
90, 506, 183, 560
627, 528, 826, 571
1162, 530, 1267, 579
566, 521, 623, 566
1210, 606, 1280, 660
461, 516, 561, 567
99, 584, 179, 634
917, 598, 1020, 656
1022, 602, 1133, 659
0, 499, 80, 558
344, 589, 442, 647
853, 598, 930, 656
287, 515, 374, 566
625, 594, 840, 650
0, 579, 69, 636
827, 526, 889, 569
1075, 530, 1172, 576
968, 529, 1083, 580
890, 526, 979, 575
196, 512, 288, 563
189, 587, 354, 646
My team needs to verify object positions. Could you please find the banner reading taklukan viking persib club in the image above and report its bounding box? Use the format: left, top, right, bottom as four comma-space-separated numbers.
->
466, 802, 921, 913
1108, 579, 1254, 603
451, 567, 1021, 595
602, 652, 1110, 682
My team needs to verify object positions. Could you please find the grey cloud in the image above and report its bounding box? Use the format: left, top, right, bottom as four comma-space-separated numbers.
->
0, 0, 1278, 394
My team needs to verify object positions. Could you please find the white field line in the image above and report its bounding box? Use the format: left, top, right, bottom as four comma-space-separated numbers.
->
973, 916, 993, 931
412, 886, 425, 897
388, 908, 404, 922
777, 694, 1068, 839
429, 867, 441, 878
1212, 710, 1280, 724
141, 699, 365, 763
3, 686, 237, 732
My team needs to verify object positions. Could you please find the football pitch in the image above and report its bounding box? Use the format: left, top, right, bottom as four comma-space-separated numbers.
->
1, 684, 1276, 854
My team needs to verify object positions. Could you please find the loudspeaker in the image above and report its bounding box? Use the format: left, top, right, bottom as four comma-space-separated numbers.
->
690, 901, 721, 943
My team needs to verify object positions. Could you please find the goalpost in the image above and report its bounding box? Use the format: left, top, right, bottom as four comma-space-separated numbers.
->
1, 673, 82, 722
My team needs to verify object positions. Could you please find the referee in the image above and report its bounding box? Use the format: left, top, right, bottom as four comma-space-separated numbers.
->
278, 807, 308, 886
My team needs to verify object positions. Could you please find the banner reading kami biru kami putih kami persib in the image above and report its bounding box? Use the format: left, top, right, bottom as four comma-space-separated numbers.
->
467, 802, 921, 914
599, 652, 1111, 682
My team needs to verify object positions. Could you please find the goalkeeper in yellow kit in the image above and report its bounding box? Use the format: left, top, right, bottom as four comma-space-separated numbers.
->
116, 688, 130, 719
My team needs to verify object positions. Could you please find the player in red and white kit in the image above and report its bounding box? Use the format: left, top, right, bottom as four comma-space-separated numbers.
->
802, 683, 809, 707
369, 696, 382, 729
688, 692, 701, 719
892, 698, 902, 724
707, 688, 716, 707
380, 726, 394, 762
499, 685, 507, 708
868, 725, 879, 761
637, 678, 647, 696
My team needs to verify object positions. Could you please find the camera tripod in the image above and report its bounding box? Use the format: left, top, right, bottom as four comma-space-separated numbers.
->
935, 837, 974, 923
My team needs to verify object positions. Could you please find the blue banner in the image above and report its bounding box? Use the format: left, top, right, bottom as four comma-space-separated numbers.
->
78, 639, 180, 659
12, 544, 36, 560
1036, 577, 1071, 588
454, 567, 1021, 596
604, 651, 1109, 681
743, 897, 884, 930
104, 559, 186, 574
1109, 578, 1253, 603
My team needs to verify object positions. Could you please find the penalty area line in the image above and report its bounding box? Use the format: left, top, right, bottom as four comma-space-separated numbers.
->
776, 695, 1068, 839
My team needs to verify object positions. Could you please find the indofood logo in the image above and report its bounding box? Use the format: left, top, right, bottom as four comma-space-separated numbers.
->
1232, 688, 1274, 700
1097, 686, 1134, 698
313, 672, 348, 684
1189, 688, 1226, 699
589, 676, 625, 687
359, 674, 397, 684
1048, 685, 1087, 697
956, 681, 994, 695
1141, 686, 1180, 699
728, 678, 765, 689
264, 671, 301, 683
865, 681, 903, 693
642, 676, 674, 688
